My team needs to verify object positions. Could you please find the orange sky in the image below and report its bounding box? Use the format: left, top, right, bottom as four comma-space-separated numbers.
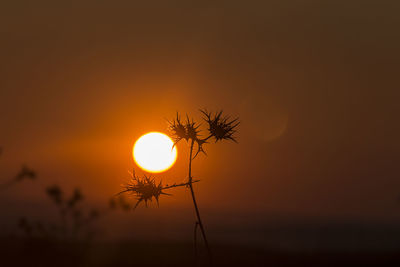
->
1, 0, 400, 241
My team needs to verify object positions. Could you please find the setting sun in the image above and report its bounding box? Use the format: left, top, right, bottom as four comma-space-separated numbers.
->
133, 132, 177, 173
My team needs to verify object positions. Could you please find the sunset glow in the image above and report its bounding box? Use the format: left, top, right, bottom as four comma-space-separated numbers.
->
133, 132, 177, 173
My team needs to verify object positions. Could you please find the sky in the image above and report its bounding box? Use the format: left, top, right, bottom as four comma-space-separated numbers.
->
0, 0, 400, 248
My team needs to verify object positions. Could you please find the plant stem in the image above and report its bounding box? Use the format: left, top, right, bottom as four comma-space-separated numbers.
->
188, 139, 212, 261
194, 222, 199, 260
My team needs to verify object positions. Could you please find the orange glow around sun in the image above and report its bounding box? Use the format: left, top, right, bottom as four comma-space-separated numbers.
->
133, 132, 177, 173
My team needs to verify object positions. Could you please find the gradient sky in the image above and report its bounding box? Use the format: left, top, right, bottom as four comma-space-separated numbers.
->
1, 0, 400, 244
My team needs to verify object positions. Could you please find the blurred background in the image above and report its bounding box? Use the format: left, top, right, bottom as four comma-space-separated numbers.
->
0, 0, 399, 266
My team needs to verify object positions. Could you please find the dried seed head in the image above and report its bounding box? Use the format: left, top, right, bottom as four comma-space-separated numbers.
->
120, 172, 169, 209
117, 170, 201, 210
169, 113, 189, 145
185, 115, 201, 141
200, 109, 239, 143
169, 113, 203, 148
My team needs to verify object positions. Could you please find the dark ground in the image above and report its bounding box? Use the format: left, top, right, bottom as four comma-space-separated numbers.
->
1, 237, 400, 267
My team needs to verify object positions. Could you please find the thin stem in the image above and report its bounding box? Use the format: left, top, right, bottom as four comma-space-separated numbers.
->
188, 139, 195, 183
60, 208, 68, 240
194, 222, 199, 261
188, 139, 212, 261
162, 180, 200, 190
203, 134, 213, 142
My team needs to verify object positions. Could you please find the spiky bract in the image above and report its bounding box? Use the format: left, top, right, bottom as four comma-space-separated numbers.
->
168, 110, 239, 159
121, 172, 168, 209
200, 109, 239, 143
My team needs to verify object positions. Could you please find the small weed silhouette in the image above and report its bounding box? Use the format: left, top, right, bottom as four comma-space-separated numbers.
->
0, 147, 128, 241
0, 147, 37, 191
0, 164, 36, 191
18, 184, 130, 241
18, 185, 99, 241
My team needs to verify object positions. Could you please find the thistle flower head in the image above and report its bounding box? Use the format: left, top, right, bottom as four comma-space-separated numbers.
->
168, 110, 239, 159
185, 115, 201, 141
169, 113, 189, 144
120, 171, 169, 209
169, 113, 201, 146
200, 109, 239, 143
117, 170, 201, 210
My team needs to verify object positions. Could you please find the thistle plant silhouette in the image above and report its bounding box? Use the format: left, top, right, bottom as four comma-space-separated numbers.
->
118, 109, 239, 263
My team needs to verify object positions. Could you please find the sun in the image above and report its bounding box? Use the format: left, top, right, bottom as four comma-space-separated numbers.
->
133, 132, 177, 173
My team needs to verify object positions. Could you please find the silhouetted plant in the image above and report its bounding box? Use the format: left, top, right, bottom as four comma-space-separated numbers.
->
0, 146, 127, 242
45, 185, 106, 240
18, 185, 106, 242
118, 109, 239, 263
0, 164, 36, 191
18, 217, 48, 238
117, 170, 200, 209
0, 147, 36, 191
18, 181, 133, 242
